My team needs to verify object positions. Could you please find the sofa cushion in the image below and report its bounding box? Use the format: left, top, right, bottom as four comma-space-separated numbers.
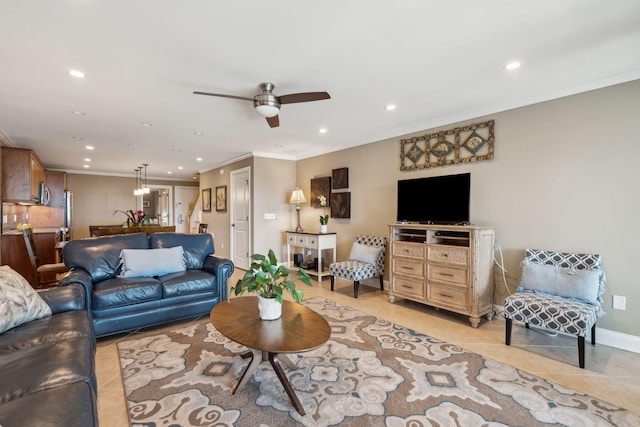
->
518, 261, 604, 306
119, 246, 186, 278
0, 381, 98, 427
149, 233, 214, 269
159, 270, 216, 298
64, 232, 150, 282
0, 310, 93, 355
0, 266, 52, 334
0, 337, 95, 403
92, 277, 162, 310
348, 243, 382, 266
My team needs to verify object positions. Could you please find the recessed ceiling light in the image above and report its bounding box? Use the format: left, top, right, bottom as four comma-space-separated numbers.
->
83, 164, 90, 168
171, 148, 181, 152
193, 131, 203, 136
126, 143, 136, 147
178, 166, 183, 170
70, 110, 85, 115
196, 157, 202, 162
68, 69, 85, 78
192, 176, 197, 180
385, 104, 397, 111
85, 145, 94, 150
504, 61, 521, 71
319, 128, 327, 134
167, 171, 172, 174
84, 158, 91, 162
71, 136, 84, 140
141, 122, 153, 127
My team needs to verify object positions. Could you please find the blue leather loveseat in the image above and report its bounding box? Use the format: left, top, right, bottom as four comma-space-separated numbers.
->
59, 232, 234, 337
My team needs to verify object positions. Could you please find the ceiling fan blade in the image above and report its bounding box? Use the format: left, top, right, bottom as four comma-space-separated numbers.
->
278, 92, 331, 104
266, 115, 279, 128
193, 91, 253, 102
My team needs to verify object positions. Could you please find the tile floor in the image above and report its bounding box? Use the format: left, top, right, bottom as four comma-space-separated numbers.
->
96, 271, 640, 426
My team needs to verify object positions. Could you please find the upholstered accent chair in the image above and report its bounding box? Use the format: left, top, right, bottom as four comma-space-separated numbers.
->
504, 249, 606, 368
329, 235, 386, 298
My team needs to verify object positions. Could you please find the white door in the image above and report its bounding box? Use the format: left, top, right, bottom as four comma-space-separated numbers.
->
231, 167, 251, 270
175, 186, 199, 233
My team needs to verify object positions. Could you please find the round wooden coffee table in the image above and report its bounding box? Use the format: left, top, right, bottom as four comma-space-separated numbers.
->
210, 296, 331, 415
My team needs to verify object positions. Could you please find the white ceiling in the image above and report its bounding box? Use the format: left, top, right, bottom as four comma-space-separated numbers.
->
1, 1, 639, 181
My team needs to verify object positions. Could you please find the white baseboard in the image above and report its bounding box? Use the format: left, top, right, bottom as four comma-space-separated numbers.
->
597, 327, 640, 354
492, 304, 639, 354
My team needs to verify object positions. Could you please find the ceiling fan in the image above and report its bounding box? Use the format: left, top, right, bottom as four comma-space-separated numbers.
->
193, 82, 330, 128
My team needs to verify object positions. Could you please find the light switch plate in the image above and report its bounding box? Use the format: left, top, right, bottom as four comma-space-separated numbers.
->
264, 213, 277, 220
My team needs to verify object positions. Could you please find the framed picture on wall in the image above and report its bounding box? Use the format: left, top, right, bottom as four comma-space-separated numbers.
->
310, 176, 331, 208
216, 185, 227, 212
330, 192, 351, 218
202, 188, 212, 212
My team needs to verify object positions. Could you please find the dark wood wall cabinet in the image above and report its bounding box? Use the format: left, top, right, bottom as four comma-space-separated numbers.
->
1, 147, 46, 204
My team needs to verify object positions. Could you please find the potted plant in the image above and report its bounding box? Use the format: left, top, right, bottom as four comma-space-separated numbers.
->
318, 195, 329, 233
230, 249, 312, 320
114, 209, 150, 227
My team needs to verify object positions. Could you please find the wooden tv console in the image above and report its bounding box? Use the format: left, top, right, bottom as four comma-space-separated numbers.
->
388, 223, 495, 327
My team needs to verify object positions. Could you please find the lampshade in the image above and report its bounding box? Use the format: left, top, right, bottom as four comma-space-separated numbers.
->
255, 104, 280, 118
289, 187, 306, 204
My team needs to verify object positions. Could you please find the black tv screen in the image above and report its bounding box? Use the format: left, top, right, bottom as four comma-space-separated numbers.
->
397, 173, 470, 224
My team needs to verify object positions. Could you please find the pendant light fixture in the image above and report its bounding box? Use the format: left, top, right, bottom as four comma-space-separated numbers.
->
141, 163, 150, 194
133, 167, 143, 196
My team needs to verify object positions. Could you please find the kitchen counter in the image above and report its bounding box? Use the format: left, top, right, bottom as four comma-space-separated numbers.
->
2, 227, 62, 236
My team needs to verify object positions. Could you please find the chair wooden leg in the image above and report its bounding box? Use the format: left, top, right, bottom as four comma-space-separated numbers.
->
505, 318, 512, 345
525, 323, 530, 329
379, 275, 384, 290
578, 335, 585, 368
591, 324, 596, 345
330, 276, 335, 292
353, 281, 359, 298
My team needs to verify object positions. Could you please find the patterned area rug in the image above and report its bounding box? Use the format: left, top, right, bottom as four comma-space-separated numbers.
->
118, 297, 638, 426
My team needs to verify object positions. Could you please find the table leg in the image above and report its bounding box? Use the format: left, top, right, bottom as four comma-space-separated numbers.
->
269, 353, 306, 415
233, 348, 262, 394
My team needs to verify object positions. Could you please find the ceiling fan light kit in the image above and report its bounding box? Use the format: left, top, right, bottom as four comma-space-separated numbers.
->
194, 82, 330, 128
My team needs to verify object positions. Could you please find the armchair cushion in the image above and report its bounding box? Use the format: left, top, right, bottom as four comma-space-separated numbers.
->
119, 246, 186, 278
518, 261, 604, 306
0, 266, 51, 334
349, 243, 383, 265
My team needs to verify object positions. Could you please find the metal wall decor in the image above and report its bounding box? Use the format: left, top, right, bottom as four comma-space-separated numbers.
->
400, 120, 494, 171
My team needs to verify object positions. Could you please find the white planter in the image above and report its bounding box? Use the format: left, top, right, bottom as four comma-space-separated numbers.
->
320, 224, 328, 234
258, 296, 282, 320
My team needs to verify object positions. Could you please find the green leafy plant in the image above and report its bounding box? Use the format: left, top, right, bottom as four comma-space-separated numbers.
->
114, 209, 149, 226
230, 249, 312, 303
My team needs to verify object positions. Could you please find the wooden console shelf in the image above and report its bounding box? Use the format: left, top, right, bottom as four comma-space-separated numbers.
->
388, 223, 495, 327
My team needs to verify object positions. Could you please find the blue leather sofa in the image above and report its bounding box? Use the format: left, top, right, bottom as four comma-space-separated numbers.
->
0, 285, 98, 427
59, 232, 234, 337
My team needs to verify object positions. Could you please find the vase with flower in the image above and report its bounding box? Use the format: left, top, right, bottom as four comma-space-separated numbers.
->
114, 209, 150, 227
318, 195, 329, 233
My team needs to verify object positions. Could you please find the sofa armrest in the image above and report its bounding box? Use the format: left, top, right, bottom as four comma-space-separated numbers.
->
57, 269, 94, 311
203, 255, 234, 301
38, 285, 86, 314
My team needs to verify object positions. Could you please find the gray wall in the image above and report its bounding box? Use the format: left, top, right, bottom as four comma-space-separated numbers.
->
293, 80, 639, 336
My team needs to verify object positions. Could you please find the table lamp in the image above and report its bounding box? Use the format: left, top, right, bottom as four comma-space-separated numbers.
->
289, 187, 306, 232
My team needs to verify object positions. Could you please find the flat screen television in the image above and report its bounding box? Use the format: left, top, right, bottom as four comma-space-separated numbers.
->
396, 173, 470, 224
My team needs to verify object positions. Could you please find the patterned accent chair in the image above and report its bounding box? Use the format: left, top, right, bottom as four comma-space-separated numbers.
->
329, 235, 386, 298
504, 249, 606, 368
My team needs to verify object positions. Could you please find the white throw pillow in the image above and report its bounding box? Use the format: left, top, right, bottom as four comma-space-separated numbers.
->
119, 246, 186, 278
518, 261, 604, 305
0, 265, 52, 334
349, 243, 382, 265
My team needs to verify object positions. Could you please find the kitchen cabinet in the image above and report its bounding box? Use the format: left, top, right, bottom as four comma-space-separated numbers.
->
1, 147, 46, 204
46, 170, 67, 209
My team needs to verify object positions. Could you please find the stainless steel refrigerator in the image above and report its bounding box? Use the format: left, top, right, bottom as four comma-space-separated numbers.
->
63, 189, 73, 240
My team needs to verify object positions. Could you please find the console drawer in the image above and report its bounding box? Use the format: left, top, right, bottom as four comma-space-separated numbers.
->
428, 282, 469, 311
392, 242, 425, 259
392, 276, 426, 299
428, 245, 468, 264
427, 264, 467, 286
393, 258, 425, 278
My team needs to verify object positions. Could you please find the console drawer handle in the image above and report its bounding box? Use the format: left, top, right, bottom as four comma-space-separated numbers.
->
439, 293, 454, 298
439, 272, 454, 277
